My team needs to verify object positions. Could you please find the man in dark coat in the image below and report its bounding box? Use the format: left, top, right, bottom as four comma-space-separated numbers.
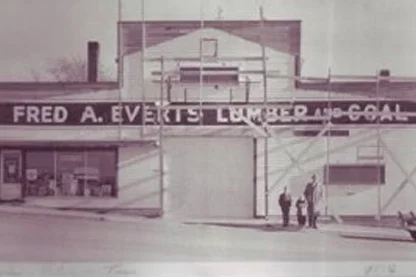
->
279, 186, 292, 227
304, 174, 323, 229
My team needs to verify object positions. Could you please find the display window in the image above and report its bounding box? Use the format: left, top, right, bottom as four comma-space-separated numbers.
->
25, 148, 117, 197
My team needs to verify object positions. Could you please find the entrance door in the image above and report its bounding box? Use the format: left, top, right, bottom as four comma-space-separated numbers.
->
1, 150, 23, 200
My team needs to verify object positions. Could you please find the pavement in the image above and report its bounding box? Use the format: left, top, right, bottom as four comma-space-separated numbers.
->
0, 203, 409, 240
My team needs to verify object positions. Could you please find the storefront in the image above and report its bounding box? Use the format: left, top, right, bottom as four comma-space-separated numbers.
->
20, 147, 116, 199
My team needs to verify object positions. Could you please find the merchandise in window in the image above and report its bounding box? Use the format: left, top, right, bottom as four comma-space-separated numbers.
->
24, 149, 117, 197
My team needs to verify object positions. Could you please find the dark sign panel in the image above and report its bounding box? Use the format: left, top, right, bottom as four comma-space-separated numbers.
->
1, 100, 416, 126
323, 164, 385, 185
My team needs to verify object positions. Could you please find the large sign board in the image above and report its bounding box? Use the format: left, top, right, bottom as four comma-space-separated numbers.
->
1, 101, 415, 126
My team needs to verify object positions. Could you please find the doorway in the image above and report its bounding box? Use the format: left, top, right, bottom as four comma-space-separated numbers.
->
1, 150, 23, 200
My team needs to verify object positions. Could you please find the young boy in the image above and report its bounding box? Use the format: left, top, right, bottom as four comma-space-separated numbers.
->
296, 195, 307, 227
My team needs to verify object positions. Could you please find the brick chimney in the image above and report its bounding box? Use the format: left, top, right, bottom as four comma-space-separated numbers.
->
88, 41, 100, 83
379, 69, 390, 85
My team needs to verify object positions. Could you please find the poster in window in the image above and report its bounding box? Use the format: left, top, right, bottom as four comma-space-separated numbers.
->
3, 154, 20, 183
26, 169, 38, 181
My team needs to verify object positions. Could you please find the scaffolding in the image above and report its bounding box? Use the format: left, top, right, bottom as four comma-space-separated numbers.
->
121, 2, 416, 221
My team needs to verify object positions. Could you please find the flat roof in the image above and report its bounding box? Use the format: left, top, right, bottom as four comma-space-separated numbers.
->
0, 82, 118, 91
298, 81, 416, 99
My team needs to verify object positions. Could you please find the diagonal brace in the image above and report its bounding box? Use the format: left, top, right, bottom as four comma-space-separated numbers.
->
231, 109, 269, 137
269, 123, 331, 194
380, 139, 416, 191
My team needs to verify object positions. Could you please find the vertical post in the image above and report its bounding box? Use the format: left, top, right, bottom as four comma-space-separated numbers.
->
375, 70, 382, 222
159, 56, 165, 216
229, 88, 233, 103
117, 0, 123, 88
84, 150, 88, 197
53, 150, 57, 197
184, 89, 188, 102
259, 6, 269, 220
117, 0, 123, 141
140, 0, 146, 137
199, 3, 204, 125
245, 76, 250, 103
167, 76, 172, 102
325, 67, 331, 217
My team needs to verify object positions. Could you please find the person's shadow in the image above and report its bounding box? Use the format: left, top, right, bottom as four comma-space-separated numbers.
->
188, 222, 306, 232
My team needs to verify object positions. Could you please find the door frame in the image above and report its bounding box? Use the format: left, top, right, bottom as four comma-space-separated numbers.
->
0, 149, 23, 200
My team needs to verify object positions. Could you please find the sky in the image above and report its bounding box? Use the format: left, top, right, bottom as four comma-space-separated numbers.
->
1, 0, 416, 81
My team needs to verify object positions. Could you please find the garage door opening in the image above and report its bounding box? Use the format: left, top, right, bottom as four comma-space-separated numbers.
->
164, 137, 255, 219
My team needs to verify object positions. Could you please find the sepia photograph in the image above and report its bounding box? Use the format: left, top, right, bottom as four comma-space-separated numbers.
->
0, 0, 415, 276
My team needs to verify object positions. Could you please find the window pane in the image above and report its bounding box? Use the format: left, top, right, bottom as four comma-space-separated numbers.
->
56, 151, 85, 196
86, 150, 117, 197
26, 151, 55, 196
25, 149, 117, 198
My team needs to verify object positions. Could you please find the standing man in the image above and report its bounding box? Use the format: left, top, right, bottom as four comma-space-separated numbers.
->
279, 186, 292, 227
304, 174, 323, 229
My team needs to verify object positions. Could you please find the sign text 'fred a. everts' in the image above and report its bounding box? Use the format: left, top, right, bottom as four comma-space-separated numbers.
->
3, 101, 416, 126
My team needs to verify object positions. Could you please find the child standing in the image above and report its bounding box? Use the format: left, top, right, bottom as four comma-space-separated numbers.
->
296, 195, 307, 227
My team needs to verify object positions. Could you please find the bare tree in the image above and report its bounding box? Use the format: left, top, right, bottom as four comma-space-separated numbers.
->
31, 56, 114, 82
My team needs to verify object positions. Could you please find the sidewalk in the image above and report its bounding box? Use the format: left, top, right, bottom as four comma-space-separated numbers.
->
182, 216, 409, 239
0, 203, 409, 240
0, 203, 148, 224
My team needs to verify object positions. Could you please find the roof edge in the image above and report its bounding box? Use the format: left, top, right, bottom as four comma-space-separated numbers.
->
0, 82, 119, 91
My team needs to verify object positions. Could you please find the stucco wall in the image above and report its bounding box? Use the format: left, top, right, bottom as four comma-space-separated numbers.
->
256, 127, 416, 216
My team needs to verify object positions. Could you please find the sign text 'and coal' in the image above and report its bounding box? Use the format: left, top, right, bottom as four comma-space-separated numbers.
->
5, 101, 416, 125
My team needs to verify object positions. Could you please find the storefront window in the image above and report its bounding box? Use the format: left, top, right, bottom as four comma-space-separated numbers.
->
86, 151, 117, 197
25, 151, 55, 196
56, 151, 84, 196
25, 149, 117, 198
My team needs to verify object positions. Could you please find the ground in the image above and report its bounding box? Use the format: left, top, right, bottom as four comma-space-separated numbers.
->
0, 213, 415, 262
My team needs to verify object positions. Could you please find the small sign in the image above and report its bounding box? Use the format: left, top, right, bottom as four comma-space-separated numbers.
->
26, 169, 38, 181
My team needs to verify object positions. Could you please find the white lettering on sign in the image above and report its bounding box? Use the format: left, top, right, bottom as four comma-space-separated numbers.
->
55, 106, 68, 123
380, 104, 393, 122
364, 104, 377, 122
216, 108, 227, 123
125, 105, 140, 122
348, 104, 361, 121
162, 108, 170, 123
7, 101, 413, 125
344, 103, 408, 123
111, 105, 141, 123
80, 106, 98, 123
229, 108, 242, 123
40, 106, 52, 123
111, 105, 123, 123
332, 107, 342, 119
145, 107, 155, 123
314, 108, 322, 118
188, 109, 200, 123
246, 108, 261, 122
280, 107, 291, 122
13, 106, 25, 123
27, 106, 39, 123
294, 105, 308, 121
267, 108, 278, 123
395, 104, 408, 121
13, 105, 68, 123
174, 108, 181, 123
